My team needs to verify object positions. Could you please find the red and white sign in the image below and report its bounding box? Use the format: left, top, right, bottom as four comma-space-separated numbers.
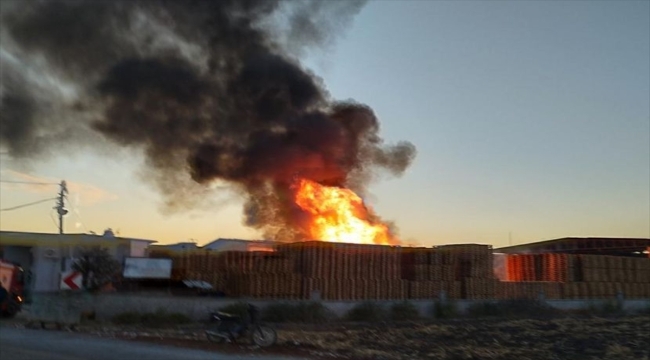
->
60, 270, 83, 290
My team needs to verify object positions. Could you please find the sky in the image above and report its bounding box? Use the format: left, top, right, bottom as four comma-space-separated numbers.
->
1, 0, 649, 247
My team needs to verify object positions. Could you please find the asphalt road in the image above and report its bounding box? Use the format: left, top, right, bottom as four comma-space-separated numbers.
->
0, 326, 305, 360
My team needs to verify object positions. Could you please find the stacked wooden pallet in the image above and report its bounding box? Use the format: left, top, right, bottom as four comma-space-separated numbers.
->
300, 278, 408, 300
494, 281, 565, 300
403, 244, 494, 299
559, 282, 650, 299
501, 254, 572, 282
150, 249, 302, 297
572, 255, 650, 298
276, 241, 406, 300
154, 243, 650, 300
226, 253, 303, 299
496, 253, 650, 299
440, 244, 495, 299
228, 273, 303, 299
280, 241, 402, 280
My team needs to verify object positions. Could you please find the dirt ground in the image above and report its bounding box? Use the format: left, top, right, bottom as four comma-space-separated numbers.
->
6, 315, 650, 360
278, 316, 650, 360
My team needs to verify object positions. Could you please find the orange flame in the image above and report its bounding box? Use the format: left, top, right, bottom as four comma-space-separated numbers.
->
293, 178, 397, 245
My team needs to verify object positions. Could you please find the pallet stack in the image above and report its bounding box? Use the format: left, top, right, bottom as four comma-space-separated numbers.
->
276, 241, 406, 300
493, 281, 564, 300
227, 252, 303, 299
500, 254, 576, 282
495, 253, 650, 299
403, 247, 445, 299
403, 244, 494, 299
153, 242, 650, 301
228, 273, 303, 299
149, 249, 302, 298
569, 255, 650, 299
438, 244, 495, 299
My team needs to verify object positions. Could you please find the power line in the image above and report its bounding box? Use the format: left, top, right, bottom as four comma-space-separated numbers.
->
0, 197, 57, 212
0, 180, 59, 185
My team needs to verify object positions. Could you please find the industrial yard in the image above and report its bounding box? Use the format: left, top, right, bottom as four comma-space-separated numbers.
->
1, 1, 648, 359
3, 236, 650, 360
150, 237, 650, 301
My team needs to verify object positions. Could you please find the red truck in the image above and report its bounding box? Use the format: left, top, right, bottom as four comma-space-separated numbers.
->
0, 259, 25, 317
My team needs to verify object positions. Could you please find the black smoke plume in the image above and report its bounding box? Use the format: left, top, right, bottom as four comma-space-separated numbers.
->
0, 0, 416, 241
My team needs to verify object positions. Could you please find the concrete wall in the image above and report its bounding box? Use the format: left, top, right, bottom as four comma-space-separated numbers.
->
27, 292, 650, 322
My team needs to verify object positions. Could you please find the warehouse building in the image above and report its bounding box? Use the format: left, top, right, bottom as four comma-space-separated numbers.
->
496, 237, 650, 257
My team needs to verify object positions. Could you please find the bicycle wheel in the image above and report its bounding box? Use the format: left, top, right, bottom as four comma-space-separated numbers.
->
251, 325, 277, 347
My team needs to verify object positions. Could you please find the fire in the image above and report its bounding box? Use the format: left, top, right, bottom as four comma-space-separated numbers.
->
293, 178, 397, 245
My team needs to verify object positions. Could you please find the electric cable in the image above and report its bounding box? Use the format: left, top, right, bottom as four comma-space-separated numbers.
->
0, 180, 58, 185
0, 197, 57, 211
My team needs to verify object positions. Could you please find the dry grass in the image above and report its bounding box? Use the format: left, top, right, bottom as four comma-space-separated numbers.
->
279, 316, 650, 360
16, 309, 649, 360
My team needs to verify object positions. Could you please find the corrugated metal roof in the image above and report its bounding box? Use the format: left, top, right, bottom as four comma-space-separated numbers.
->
496, 237, 650, 255
202, 238, 276, 249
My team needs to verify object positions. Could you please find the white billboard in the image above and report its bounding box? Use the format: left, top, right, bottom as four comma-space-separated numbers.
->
123, 258, 172, 279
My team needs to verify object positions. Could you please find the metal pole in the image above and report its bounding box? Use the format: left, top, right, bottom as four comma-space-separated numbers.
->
55, 180, 68, 234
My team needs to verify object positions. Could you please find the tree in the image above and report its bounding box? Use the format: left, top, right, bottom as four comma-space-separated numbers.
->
72, 247, 121, 291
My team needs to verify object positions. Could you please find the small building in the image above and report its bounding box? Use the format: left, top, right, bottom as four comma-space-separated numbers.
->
0, 230, 157, 293
202, 238, 276, 252
150, 241, 199, 252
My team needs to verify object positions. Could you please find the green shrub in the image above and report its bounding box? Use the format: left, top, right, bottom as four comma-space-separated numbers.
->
262, 302, 333, 323
111, 311, 141, 325
466, 302, 502, 318
111, 309, 192, 328
143, 309, 192, 327
294, 302, 333, 323
346, 301, 386, 322
503, 299, 557, 317
389, 301, 420, 321
165, 312, 193, 324
431, 301, 458, 319
584, 300, 624, 316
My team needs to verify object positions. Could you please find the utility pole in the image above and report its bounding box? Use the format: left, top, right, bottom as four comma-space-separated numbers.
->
54, 180, 68, 234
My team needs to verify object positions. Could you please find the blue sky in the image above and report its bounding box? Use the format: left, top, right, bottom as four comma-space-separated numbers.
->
1, 0, 648, 247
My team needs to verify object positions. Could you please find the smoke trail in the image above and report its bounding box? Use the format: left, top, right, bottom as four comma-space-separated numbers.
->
0, 0, 416, 240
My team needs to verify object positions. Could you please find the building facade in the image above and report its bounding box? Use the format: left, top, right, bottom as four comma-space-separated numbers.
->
0, 231, 157, 293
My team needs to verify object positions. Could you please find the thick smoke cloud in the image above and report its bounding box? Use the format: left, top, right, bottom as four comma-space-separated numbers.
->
0, 0, 416, 241
0, 71, 36, 157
